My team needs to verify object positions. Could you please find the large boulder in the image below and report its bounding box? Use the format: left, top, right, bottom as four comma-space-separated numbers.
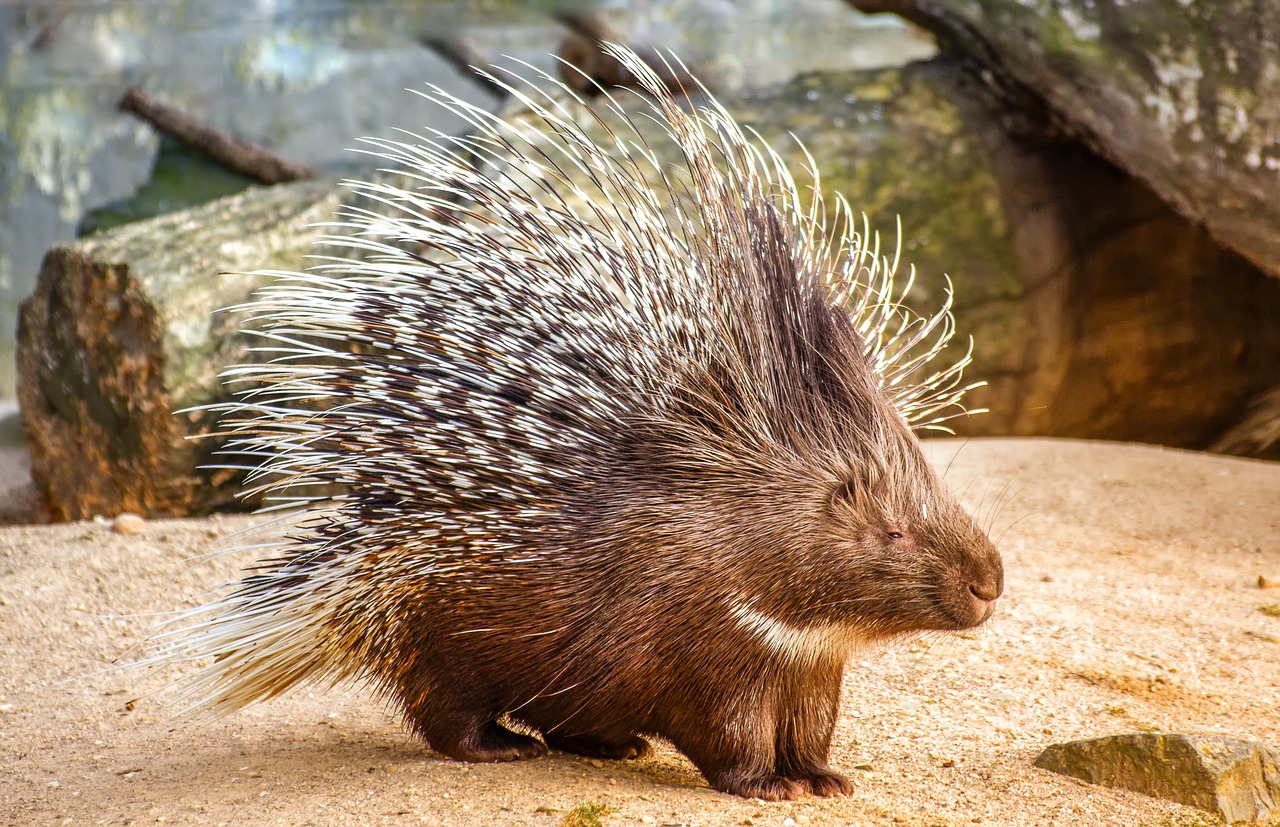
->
851, 0, 1280, 281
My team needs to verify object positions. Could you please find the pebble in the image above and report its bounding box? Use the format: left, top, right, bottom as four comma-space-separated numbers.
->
112, 514, 145, 535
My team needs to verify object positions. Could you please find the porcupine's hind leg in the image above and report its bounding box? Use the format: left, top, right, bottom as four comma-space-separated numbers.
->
397, 672, 546, 762
774, 663, 852, 797
425, 717, 547, 763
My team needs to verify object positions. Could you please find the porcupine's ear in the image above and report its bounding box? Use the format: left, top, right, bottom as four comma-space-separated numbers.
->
828, 476, 868, 518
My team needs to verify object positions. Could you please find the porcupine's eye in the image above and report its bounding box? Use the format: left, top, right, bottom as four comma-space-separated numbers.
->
886, 531, 904, 540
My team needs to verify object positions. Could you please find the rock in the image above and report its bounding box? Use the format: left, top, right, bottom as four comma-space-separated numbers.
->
17, 179, 344, 520
1214, 385, 1280, 461
851, 0, 1280, 283
111, 513, 145, 535
1035, 733, 1280, 822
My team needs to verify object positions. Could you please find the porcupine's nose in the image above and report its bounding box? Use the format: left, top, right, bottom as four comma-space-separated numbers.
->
965, 565, 1003, 624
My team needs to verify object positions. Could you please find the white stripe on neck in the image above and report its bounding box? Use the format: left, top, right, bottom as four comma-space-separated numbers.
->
727, 599, 865, 666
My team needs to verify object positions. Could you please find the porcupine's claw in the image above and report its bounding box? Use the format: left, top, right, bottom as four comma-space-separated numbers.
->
543, 731, 651, 760
425, 718, 547, 763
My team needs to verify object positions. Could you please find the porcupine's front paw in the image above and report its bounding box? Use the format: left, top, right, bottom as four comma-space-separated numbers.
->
786, 764, 852, 797
434, 720, 548, 763
543, 732, 651, 760
712, 769, 808, 801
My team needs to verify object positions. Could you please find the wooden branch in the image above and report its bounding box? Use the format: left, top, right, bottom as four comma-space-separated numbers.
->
420, 36, 509, 100
552, 12, 707, 96
119, 86, 321, 185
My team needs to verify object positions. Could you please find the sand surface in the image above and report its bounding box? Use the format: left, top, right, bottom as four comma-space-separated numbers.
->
2, 437, 1278, 826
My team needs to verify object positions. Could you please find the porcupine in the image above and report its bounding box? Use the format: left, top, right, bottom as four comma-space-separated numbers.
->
154, 46, 1004, 800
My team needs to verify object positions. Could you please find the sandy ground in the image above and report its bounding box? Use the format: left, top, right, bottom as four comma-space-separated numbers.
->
2, 437, 1278, 827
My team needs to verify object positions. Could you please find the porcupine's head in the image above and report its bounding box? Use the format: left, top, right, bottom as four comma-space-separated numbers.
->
603, 180, 1005, 644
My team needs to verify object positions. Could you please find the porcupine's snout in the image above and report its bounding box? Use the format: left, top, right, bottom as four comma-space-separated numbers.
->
941, 529, 1003, 629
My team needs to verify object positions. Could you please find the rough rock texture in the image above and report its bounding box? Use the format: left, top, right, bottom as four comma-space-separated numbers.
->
16, 179, 343, 520
851, 0, 1280, 280
953, 89, 1280, 446
844, 0, 1280, 453
1035, 733, 1280, 823
573, 64, 1280, 448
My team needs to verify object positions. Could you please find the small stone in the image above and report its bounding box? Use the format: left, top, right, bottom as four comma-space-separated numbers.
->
590, 759, 604, 768
1035, 733, 1280, 822
112, 513, 145, 535
1260, 575, 1280, 589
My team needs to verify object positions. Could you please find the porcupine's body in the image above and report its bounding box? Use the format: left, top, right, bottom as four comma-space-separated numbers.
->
159, 47, 1003, 800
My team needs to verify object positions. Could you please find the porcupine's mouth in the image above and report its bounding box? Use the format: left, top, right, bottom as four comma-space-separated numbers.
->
935, 573, 1001, 630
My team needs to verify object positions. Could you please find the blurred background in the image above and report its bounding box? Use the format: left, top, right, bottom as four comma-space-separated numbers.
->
2, 0, 1278, 521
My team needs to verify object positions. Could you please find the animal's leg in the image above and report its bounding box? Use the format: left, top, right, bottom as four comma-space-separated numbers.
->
668, 694, 806, 801
399, 676, 546, 762
775, 663, 852, 797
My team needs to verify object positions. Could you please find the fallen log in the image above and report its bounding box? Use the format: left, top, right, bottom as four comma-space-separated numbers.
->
17, 179, 343, 520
